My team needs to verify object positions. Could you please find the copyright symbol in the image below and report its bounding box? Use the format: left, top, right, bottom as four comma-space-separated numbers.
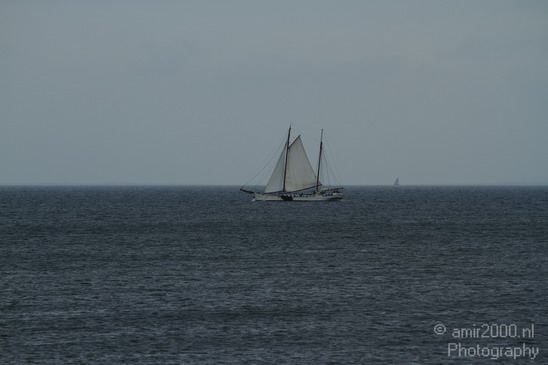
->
434, 323, 446, 335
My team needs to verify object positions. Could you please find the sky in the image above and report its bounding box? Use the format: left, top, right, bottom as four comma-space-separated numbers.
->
1, 1, 547, 185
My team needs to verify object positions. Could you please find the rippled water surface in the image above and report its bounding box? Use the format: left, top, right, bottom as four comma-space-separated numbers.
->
1, 186, 547, 363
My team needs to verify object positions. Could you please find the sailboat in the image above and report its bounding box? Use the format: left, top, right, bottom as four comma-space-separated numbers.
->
240, 127, 343, 201
394, 177, 399, 186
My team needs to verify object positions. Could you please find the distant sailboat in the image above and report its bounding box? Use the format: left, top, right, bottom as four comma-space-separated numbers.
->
394, 177, 400, 186
241, 127, 343, 201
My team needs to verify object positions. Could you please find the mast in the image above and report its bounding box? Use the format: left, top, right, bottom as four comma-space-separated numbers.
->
316, 129, 323, 192
282, 125, 291, 192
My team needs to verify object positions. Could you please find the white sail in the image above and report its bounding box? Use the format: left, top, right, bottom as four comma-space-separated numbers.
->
263, 135, 318, 193
285, 136, 318, 192
264, 147, 287, 193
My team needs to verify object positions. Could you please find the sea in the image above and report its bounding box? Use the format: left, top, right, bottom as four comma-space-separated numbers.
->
1, 186, 546, 364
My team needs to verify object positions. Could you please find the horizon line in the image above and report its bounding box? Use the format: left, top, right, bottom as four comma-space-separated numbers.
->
1, 182, 547, 187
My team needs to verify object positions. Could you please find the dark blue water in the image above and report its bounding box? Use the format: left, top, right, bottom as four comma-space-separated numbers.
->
1, 186, 547, 364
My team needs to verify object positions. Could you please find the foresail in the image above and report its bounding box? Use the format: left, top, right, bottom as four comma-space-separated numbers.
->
264, 147, 286, 193
285, 136, 318, 192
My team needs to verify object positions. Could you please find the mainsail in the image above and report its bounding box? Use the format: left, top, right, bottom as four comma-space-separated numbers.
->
264, 135, 318, 193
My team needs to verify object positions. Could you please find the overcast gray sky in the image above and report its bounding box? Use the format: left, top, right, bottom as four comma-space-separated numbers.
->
2, 1, 547, 185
